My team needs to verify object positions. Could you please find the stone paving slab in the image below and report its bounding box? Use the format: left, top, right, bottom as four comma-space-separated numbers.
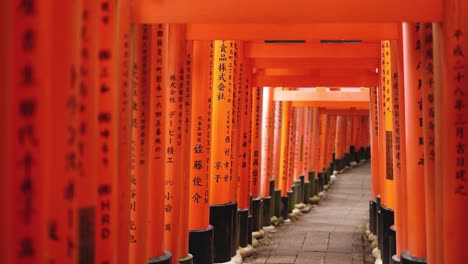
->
244, 163, 372, 264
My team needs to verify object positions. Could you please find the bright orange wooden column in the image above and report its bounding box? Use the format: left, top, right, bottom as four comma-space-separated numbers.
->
311, 108, 320, 175
403, 22, 427, 260
261, 87, 275, 197
279, 100, 292, 196
188, 40, 212, 230
129, 24, 151, 264
293, 107, 303, 180
250, 87, 263, 199
318, 113, 328, 174
148, 24, 168, 259
117, 1, 132, 263
287, 106, 297, 189
370, 86, 381, 198
302, 107, 311, 176
382, 40, 396, 210
336, 116, 346, 163
178, 38, 193, 261
163, 24, 186, 263
5, 0, 51, 262
78, 1, 99, 262
238, 58, 253, 211
377, 60, 387, 205
327, 116, 337, 169
272, 100, 282, 189
230, 41, 241, 203
420, 23, 436, 264
433, 0, 466, 261
48, 2, 81, 262
389, 39, 406, 258
210, 40, 236, 204
96, 0, 119, 262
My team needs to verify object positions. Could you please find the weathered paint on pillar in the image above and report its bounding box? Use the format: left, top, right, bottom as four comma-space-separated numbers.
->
403, 22, 427, 259
433, 0, 466, 261
148, 24, 168, 258
188, 40, 212, 230
370, 86, 380, 199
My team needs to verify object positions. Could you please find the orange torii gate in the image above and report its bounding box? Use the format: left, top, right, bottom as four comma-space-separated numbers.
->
2, 0, 466, 264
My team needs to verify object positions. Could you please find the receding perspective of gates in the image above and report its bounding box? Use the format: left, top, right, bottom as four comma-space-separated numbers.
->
0, 0, 465, 264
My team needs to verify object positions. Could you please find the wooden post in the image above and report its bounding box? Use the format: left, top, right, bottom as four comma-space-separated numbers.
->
117, 1, 132, 263
433, 0, 466, 261
163, 24, 186, 263
209, 40, 237, 263
402, 22, 427, 262
129, 24, 151, 264
148, 24, 172, 262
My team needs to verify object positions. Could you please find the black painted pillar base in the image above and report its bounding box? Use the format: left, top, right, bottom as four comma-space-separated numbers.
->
210, 202, 236, 263
401, 251, 427, 264
251, 198, 262, 232
189, 226, 214, 264
149, 250, 172, 264
269, 179, 275, 197
293, 180, 301, 204
376, 196, 382, 249
389, 225, 397, 264
381, 205, 394, 264
303, 182, 311, 204
299, 175, 305, 203
273, 189, 281, 217
318, 172, 324, 192
247, 215, 253, 245
287, 191, 294, 212
238, 209, 249, 248
262, 196, 272, 226
308, 170, 315, 196
280, 196, 289, 220
231, 202, 239, 257
350, 145, 356, 163
314, 178, 319, 196
369, 200, 378, 234
392, 255, 401, 264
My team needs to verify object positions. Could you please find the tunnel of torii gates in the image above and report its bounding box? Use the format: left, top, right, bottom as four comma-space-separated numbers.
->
0, 0, 466, 264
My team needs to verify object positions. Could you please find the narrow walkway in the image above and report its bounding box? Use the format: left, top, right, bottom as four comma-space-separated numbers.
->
245, 163, 372, 264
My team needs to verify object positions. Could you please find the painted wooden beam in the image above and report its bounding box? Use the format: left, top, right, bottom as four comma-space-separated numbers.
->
252, 58, 379, 70
253, 74, 379, 87
275, 90, 369, 109
245, 42, 380, 59
132, 0, 442, 23
186, 23, 399, 41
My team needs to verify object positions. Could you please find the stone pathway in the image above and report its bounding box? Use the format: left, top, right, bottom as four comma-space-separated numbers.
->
244, 163, 373, 264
